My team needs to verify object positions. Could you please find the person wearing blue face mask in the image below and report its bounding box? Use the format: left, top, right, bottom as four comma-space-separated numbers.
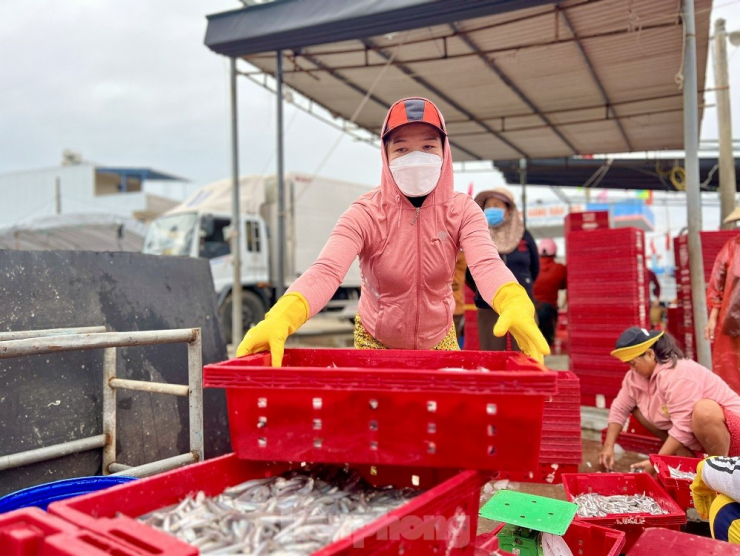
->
466, 187, 540, 351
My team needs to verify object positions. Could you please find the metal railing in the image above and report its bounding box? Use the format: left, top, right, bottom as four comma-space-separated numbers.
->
0, 327, 203, 478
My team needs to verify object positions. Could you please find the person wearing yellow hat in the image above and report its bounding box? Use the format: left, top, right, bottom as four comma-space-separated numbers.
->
598, 327, 740, 472
705, 210, 740, 395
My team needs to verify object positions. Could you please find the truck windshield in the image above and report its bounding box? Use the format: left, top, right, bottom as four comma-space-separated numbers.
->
143, 213, 197, 256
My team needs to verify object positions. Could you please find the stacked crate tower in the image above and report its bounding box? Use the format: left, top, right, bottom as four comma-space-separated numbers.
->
567, 228, 648, 408
673, 231, 738, 358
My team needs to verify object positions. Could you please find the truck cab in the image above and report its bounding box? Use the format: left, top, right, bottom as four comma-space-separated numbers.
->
143, 210, 271, 338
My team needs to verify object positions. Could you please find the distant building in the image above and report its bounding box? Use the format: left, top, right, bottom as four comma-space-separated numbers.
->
0, 151, 187, 227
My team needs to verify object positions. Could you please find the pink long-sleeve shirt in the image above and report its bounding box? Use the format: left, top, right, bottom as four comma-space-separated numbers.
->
608, 358, 740, 451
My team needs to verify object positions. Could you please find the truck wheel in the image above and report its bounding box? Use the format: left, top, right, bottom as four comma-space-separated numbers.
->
219, 290, 267, 343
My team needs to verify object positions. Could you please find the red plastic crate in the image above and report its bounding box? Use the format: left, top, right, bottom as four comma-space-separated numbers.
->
482, 520, 626, 556
628, 527, 740, 554
0, 508, 77, 556
204, 349, 557, 473
50, 453, 488, 555
0, 507, 155, 556
562, 472, 686, 552
649, 454, 701, 510
600, 428, 663, 455
673, 232, 739, 361
497, 462, 580, 484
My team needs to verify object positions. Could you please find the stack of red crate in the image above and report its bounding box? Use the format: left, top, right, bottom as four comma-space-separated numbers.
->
567, 228, 648, 407
539, 371, 582, 477
497, 371, 582, 483
673, 231, 738, 359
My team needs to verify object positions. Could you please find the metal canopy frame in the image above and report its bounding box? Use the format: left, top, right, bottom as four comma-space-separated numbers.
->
207, 0, 712, 365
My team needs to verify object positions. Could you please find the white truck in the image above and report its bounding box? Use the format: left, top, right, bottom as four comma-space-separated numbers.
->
143, 173, 372, 339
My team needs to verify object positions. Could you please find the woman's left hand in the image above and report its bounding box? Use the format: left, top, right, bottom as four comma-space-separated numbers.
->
630, 459, 656, 475
492, 282, 550, 364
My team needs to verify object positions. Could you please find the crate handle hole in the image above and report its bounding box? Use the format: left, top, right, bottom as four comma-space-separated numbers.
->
428, 442, 436, 454
427, 401, 437, 413
428, 422, 436, 434
258, 437, 267, 448
314, 438, 323, 448
369, 399, 379, 409
487, 446, 496, 456
486, 403, 497, 415
369, 420, 378, 431
370, 441, 378, 451
313, 397, 323, 410
257, 416, 267, 428
411, 475, 420, 487
257, 397, 268, 408
487, 425, 496, 436
313, 419, 322, 430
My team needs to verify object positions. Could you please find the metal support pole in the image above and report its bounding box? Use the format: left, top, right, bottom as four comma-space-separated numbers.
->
109, 378, 189, 397
107, 462, 131, 473
682, 0, 712, 368
0, 326, 106, 342
102, 347, 116, 475
0, 435, 106, 472
520, 158, 528, 227
276, 50, 286, 299
188, 330, 204, 462
0, 329, 198, 359
230, 56, 243, 346
55, 177, 61, 215
713, 18, 737, 228
109, 452, 198, 478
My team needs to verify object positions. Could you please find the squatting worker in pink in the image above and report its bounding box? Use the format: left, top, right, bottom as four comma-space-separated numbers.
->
236, 97, 549, 366
599, 327, 740, 472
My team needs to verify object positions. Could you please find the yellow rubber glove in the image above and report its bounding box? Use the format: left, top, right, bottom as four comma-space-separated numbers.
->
492, 282, 550, 364
235, 292, 309, 367
691, 458, 717, 520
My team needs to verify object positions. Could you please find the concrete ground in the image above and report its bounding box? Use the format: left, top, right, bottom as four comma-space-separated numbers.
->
227, 317, 711, 545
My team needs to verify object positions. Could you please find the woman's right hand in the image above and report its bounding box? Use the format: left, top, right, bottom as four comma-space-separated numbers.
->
599, 444, 615, 471
705, 311, 718, 342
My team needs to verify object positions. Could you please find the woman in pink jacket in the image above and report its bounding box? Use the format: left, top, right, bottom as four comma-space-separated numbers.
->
599, 327, 740, 472
236, 97, 548, 366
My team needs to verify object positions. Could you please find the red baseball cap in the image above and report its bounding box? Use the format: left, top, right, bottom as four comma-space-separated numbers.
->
383, 98, 446, 139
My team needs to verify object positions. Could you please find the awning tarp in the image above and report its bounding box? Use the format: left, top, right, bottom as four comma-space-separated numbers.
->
205, 0, 553, 57
205, 0, 711, 161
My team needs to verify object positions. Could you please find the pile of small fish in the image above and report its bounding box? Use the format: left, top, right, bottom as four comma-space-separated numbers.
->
138, 466, 419, 555
572, 493, 668, 518
667, 465, 697, 480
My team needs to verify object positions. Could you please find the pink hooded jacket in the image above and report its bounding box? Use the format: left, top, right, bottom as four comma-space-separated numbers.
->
287, 98, 516, 349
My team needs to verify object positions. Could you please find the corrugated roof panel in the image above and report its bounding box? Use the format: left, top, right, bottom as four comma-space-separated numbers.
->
236, 0, 711, 160
498, 127, 586, 158
485, 42, 606, 113
399, 59, 536, 118
451, 134, 532, 161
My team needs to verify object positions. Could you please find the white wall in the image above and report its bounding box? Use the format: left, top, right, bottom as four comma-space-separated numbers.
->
0, 164, 159, 227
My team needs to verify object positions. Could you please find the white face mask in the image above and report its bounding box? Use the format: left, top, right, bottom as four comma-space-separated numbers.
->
389, 151, 443, 197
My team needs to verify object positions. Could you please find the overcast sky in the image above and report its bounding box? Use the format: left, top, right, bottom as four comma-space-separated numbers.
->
3, 0, 740, 235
